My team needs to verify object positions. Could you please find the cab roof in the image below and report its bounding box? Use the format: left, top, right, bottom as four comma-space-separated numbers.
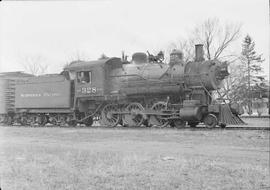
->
64, 57, 121, 71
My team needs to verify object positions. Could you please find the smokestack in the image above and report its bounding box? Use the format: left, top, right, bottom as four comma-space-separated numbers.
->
195, 44, 205, 62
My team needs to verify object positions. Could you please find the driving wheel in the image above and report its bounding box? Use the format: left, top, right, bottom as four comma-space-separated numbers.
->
122, 103, 145, 127
149, 102, 169, 128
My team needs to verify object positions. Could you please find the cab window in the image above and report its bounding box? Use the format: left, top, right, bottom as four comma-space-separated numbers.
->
69, 71, 76, 80
77, 71, 92, 83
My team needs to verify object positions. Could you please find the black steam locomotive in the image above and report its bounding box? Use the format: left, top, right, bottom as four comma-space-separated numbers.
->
0, 44, 244, 128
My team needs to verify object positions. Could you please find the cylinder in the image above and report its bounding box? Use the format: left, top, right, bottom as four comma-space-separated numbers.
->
179, 106, 202, 121
195, 44, 205, 62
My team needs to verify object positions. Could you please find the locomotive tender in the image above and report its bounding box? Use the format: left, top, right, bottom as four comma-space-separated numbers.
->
0, 44, 244, 128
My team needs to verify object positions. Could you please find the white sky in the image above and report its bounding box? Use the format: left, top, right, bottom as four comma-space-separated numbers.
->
0, 0, 269, 79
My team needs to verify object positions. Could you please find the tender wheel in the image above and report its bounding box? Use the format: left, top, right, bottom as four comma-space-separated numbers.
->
101, 104, 120, 127
122, 103, 145, 127
20, 116, 28, 126
204, 114, 218, 128
149, 102, 169, 128
40, 115, 48, 126
0, 115, 5, 123
171, 119, 186, 129
58, 115, 68, 127
1, 115, 8, 125
6, 116, 13, 126
49, 116, 58, 126
31, 115, 47, 126
83, 117, 93, 127
29, 115, 36, 127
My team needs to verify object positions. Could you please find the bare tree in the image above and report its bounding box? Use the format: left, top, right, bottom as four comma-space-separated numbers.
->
187, 18, 242, 102
167, 18, 241, 64
192, 18, 241, 61
98, 53, 109, 60
21, 55, 48, 76
63, 50, 93, 69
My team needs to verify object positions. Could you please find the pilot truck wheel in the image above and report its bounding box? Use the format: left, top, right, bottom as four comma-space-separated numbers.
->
149, 102, 169, 128
204, 114, 218, 128
83, 117, 93, 127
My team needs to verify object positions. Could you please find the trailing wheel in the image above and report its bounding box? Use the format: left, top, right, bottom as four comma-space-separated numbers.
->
101, 104, 120, 127
171, 119, 186, 129
203, 114, 218, 128
83, 117, 93, 127
68, 120, 77, 127
149, 102, 169, 128
122, 103, 145, 127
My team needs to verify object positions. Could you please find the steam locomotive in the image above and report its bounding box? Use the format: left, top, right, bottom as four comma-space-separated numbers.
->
0, 44, 244, 128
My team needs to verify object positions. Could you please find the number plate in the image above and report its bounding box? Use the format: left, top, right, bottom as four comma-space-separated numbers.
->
81, 87, 97, 94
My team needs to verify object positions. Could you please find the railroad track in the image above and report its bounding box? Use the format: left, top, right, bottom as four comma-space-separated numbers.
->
1, 123, 269, 131
191, 126, 270, 131
240, 115, 270, 118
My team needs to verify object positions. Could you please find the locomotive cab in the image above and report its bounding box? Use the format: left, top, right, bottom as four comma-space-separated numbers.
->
75, 68, 103, 97
64, 58, 122, 113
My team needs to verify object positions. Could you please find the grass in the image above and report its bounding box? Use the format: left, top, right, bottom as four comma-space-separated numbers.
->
0, 122, 269, 190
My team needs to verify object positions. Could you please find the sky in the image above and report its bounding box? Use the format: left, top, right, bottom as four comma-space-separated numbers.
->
0, 0, 269, 79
